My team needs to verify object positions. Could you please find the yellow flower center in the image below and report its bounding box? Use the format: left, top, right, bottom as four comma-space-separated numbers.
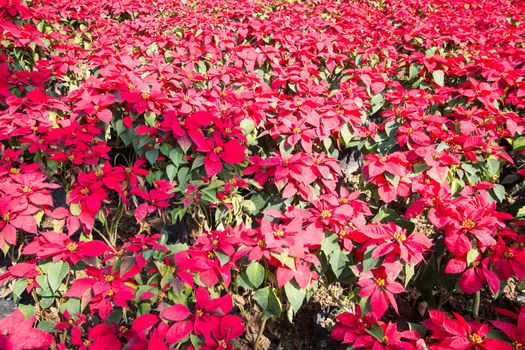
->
196, 309, 204, 317
66, 242, 78, 252
513, 341, 523, 350
393, 232, 406, 241
257, 239, 266, 248
105, 275, 114, 282
22, 186, 32, 193
10, 167, 20, 174
95, 169, 104, 177
462, 218, 475, 230
293, 127, 301, 134
213, 146, 223, 154
93, 105, 100, 111
208, 251, 216, 259
2, 212, 10, 222
141, 92, 151, 99
376, 278, 386, 287
107, 289, 114, 297
80, 187, 90, 195
321, 210, 331, 219
469, 333, 483, 345
273, 229, 284, 237
505, 251, 514, 258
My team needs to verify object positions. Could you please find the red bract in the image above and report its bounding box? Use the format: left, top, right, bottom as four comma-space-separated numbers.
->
423, 310, 513, 350
446, 257, 500, 295
22, 231, 109, 264
358, 263, 405, 319
2, 0, 525, 348
193, 132, 246, 177
491, 306, 525, 350
200, 315, 245, 350
360, 222, 432, 265
75, 93, 116, 123
0, 310, 53, 350
0, 196, 37, 245
65, 267, 135, 320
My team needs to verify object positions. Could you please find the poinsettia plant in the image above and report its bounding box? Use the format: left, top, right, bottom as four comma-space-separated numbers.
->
0, 0, 524, 349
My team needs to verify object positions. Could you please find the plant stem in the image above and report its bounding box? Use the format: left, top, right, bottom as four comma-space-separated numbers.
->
253, 317, 267, 350
472, 291, 480, 320
92, 226, 117, 253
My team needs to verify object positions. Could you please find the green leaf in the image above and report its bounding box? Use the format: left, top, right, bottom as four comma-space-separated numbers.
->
329, 249, 349, 278
340, 124, 352, 145
191, 155, 204, 170
409, 64, 421, 80
59, 298, 80, 316
404, 264, 415, 287
144, 111, 156, 127
160, 143, 172, 156
407, 322, 427, 336
284, 281, 306, 315
384, 121, 399, 137
432, 70, 445, 86
145, 149, 159, 165
362, 245, 380, 272
240, 118, 255, 134
461, 163, 478, 175
18, 304, 35, 318
491, 184, 506, 202
466, 248, 479, 266
177, 167, 189, 187
270, 251, 296, 271
169, 147, 184, 166
513, 137, 525, 151
253, 287, 282, 319
46, 261, 70, 293
215, 251, 230, 266
321, 232, 339, 256
39, 297, 54, 309
12, 279, 27, 299
366, 324, 384, 341
166, 164, 177, 181
486, 159, 500, 176
37, 320, 56, 332
246, 262, 265, 289
384, 172, 400, 187
370, 93, 384, 114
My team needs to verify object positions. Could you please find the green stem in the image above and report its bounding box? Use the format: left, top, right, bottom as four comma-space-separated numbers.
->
472, 291, 480, 320
92, 227, 117, 253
